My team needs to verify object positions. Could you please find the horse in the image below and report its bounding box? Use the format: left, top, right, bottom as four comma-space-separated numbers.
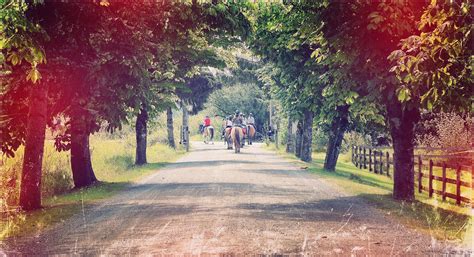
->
230, 126, 244, 153
246, 124, 256, 145
224, 127, 233, 149
203, 126, 214, 144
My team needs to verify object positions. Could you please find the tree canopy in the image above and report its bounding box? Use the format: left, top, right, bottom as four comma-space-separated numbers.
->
1, 0, 471, 209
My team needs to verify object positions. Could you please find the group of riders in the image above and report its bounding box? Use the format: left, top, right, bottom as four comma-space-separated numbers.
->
200, 110, 256, 153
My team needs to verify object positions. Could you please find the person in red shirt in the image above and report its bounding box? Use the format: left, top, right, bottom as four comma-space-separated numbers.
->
202, 115, 215, 144
203, 115, 211, 127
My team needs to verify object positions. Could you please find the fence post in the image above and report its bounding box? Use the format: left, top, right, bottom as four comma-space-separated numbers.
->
369, 148, 372, 172
442, 162, 447, 201
359, 146, 363, 169
379, 151, 384, 175
386, 152, 390, 176
352, 146, 354, 164
354, 146, 359, 167
429, 160, 433, 198
418, 156, 422, 193
363, 147, 367, 169
456, 165, 461, 205
374, 150, 378, 174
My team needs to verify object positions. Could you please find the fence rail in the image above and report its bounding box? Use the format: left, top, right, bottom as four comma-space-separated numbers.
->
351, 145, 473, 206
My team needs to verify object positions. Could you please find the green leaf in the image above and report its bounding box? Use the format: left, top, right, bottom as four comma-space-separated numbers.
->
27, 68, 41, 83
8, 53, 20, 66
397, 88, 411, 102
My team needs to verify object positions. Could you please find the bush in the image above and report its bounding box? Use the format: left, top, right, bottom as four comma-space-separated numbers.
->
416, 112, 472, 149
0, 152, 21, 208
1, 144, 73, 208
41, 147, 73, 197
341, 131, 372, 153
312, 127, 329, 152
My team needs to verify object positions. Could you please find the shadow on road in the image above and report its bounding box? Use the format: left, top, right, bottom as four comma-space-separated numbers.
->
120, 182, 314, 199
235, 196, 373, 222
162, 160, 261, 169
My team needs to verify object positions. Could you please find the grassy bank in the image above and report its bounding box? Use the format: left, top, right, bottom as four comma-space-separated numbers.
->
264, 144, 473, 247
0, 133, 185, 240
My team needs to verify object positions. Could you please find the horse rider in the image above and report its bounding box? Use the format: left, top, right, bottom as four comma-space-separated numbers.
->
232, 110, 243, 126
222, 115, 233, 137
247, 113, 255, 127
246, 112, 255, 135
226, 115, 233, 127
233, 111, 248, 137
203, 115, 211, 128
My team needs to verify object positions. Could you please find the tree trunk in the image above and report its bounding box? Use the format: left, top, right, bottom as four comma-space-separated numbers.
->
166, 106, 176, 149
19, 83, 49, 211
295, 120, 303, 158
324, 105, 350, 171
70, 107, 97, 188
300, 110, 314, 162
182, 105, 190, 152
387, 98, 420, 201
135, 107, 148, 165
286, 117, 295, 153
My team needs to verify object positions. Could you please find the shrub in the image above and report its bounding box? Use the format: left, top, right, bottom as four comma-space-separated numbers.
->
341, 131, 372, 153
416, 112, 472, 149
0, 152, 21, 208
312, 127, 329, 152
40, 147, 73, 197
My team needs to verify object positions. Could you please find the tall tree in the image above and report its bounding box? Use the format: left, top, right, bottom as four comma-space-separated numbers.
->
388, 0, 472, 199
290, 0, 426, 199
18, 80, 48, 210
2, 1, 48, 209
166, 106, 176, 149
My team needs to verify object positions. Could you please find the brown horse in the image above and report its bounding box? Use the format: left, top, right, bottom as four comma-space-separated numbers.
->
224, 127, 233, 149
230, 126, 244, 153
246, 124, 256, 145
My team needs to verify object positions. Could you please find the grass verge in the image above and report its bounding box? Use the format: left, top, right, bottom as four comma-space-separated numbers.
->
264, 144, 473, 247
1, 137, 185, 240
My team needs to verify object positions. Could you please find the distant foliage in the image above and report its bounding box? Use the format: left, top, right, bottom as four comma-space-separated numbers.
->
341, 132, 373, 153
416, 112, 472, 149
312, 127, 329, 152
205, 83, 268, 131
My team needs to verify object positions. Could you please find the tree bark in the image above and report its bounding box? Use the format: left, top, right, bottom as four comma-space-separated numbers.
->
295, 120, 303, 158
324, 105, 350, 171
285, 116, 295, 153
70, 106, 97, 188
19, 82, 49, 211
135, 107, 148, 165
166, 106, 176, 149
182, 105, 190, 152
387, 97, 420, 201
300, 110, 314, 162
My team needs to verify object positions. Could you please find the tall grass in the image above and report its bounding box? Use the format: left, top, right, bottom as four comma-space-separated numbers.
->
0, 124, 185, 239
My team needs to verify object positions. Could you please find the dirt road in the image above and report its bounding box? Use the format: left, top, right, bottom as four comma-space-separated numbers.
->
2, 142, 468, 255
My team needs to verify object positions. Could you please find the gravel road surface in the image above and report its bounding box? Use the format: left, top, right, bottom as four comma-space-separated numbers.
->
2, 142, 468, 256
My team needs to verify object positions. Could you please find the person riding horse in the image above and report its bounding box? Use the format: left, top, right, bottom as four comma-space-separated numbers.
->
222, 115, 233, 137
246, 113, 256, 144
232, 111, 247, 134
230, 110, 245, 152
223, 115, 233, 149
247, 113, 255, 127
202, 115, 214, 144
